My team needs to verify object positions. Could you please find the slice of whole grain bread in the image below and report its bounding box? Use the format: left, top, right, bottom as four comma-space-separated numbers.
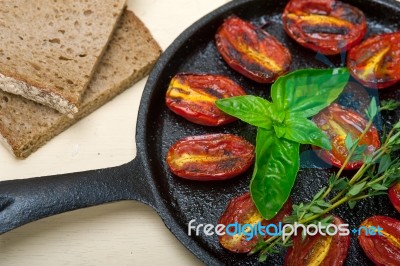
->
0, 10, 162, 159
0, 0, 127, 114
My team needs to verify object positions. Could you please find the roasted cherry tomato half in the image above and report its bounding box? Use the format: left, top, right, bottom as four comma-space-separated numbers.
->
358, 216, 400, 266
347, 32, 400, 89
218, 192, 292, 253
285, 216, 350, 266
215, 16, 291, 83
166, 134, 254, 181
282, 0, 367, 55
389, 182, 400, 213
312, 103, 380, 170
166, 74, 246, 126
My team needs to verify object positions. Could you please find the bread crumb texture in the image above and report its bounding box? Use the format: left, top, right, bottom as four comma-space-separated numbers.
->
0, 0, 127, 113
0, 10, 162, 158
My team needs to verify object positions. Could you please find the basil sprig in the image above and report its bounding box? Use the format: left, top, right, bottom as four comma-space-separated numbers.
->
216, 68, 350, 219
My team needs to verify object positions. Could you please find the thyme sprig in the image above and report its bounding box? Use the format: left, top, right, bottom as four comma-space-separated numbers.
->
251, 99, 400, 262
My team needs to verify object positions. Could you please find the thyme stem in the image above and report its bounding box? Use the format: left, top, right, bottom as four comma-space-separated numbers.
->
251, 99, 400, 261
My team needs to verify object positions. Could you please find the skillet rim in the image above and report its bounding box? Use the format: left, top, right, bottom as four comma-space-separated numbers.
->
137, 0, 400, 264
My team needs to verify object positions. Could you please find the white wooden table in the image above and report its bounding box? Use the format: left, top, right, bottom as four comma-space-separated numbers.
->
1, 0, 399, 265
0, 0, 228, 265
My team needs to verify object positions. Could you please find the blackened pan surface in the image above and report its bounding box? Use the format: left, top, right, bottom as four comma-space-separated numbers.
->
140, 0, 400, 264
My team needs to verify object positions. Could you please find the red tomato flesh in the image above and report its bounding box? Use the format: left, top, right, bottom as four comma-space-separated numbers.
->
284, 216, 350, 266
218, 192, 292, 253
215, 16, 291, 83
389, 182, 400, 213
358, 216, 400, 266
282, 0, 367, 55
312, 103, 380, 170
166, 73, 246, 126
166, 134, 254, 181
347, 32, 400, 89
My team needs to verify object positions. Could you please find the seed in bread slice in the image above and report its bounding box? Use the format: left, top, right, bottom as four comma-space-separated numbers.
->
0, 0, 127, 114
0, 10, 162, 159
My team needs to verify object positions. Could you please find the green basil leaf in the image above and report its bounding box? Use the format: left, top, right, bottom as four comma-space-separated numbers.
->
271, 68, 349, 118
250, 128, 300, 220
283, 116, 332, 150
274, 125, 286, 138
215, 96, 273, 129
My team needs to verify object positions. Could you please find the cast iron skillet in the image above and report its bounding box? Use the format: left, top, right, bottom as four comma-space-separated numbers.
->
1, 0, 400, 265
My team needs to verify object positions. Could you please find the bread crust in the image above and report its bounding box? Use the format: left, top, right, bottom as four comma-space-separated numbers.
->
0, 10, 162, 158
0, 0, 127, 114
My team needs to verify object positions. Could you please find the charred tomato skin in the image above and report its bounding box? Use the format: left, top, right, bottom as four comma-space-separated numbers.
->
282, 0, 367, 55
389, 182, 400, 212
358, 216, 400, 266
347, 32, 400, 89
218, 192, 292, 253
215, 16, 291, 83
165, 73, 246, 126
285, 216, 350, 266
312, 103, 380, 170
166, 134, 254, 181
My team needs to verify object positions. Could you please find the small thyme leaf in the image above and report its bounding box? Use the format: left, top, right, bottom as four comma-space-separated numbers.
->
310, 206, 324, 214
368, 191, 388, 197
303, 213, 314, 219
393, 120, 400, 130
283, 216, 296, 224
344, 134, 354, 150
328, 174, 335, 186
347, 181, 367, 196
316, 200, 332, 208
320, 215, 333, 224
365, 155, 373, 165
380, 99, 400, 111
249, 99, 400, 260
366, 97, 378, 120
369, 183, 388, 191
355, 145, 367, 155
332, 178, 348, 191
378, 155, 392, 174
313, 187, 327, 201
389, 131, 400, 145
348, 200, 357, 209
259, 252, 267, 262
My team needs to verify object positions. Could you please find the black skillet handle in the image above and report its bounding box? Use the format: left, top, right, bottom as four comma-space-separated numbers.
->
0, 155, 155, 234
